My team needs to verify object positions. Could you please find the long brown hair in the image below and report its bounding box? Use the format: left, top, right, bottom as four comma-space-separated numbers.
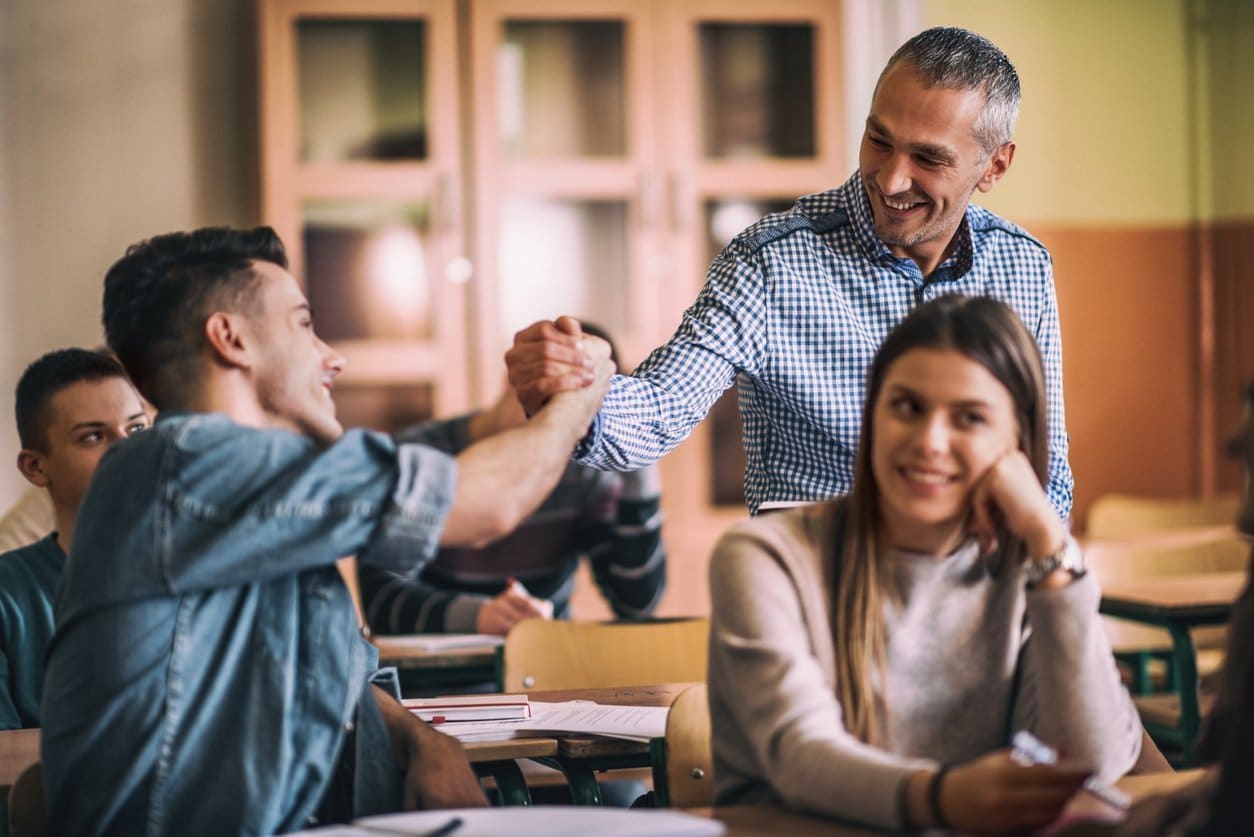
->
831, 294, 1050, 744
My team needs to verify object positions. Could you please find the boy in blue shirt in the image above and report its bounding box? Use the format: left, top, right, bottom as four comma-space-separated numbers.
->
0, 348, 149, 728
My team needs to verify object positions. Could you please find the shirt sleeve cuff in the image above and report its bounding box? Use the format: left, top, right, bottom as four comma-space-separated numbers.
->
445, 595, 490, 633
359, 443, 457, 573
572, 412, 603, 463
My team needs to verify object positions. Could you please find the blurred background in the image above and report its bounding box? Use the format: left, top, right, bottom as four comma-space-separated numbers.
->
0, 0, 1250, 618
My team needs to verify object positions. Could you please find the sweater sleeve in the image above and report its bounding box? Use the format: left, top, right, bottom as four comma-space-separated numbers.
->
1012, 543, 1141, 780
585, 466, 667, 618
358, 562, 489, 634
708, 525, 934, 829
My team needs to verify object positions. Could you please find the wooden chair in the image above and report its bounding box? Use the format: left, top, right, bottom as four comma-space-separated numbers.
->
500, 617, 709, 691
7, 762, 44, 837
1, 729, 41, 837
1087, 493, 1240, 540
650, 684, 713, 808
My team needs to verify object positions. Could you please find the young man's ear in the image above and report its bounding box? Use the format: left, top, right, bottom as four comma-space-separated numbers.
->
204, 311, 253, 370
17, 449, 50, 488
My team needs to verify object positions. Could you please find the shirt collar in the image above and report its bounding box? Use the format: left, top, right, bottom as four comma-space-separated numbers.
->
841, 173, 975, 281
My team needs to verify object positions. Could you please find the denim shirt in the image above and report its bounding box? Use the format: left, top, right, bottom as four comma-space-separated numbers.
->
40, 412, 456, 836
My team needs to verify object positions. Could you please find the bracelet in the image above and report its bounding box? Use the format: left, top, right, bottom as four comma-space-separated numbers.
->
927, 765, 951, 830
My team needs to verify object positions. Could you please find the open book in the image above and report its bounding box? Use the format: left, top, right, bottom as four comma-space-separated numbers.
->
403, 694, 531, 723
374, 633, 504, 655
430, 700, 668, 743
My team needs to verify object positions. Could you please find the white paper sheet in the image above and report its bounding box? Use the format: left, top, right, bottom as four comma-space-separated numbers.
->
350, 806, 725, 836
373, 634, 504, 654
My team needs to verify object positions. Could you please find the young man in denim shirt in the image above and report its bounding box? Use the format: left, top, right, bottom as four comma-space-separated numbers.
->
39, 226, 613, 835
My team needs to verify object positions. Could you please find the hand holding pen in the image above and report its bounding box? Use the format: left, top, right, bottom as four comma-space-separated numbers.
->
1012, 730, 1131, 811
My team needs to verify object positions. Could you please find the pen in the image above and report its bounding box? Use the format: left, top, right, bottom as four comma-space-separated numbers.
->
422, 816, 464, 837
1010, 730, 1130, 811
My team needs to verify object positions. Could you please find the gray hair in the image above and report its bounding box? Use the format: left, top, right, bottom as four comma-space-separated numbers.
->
878, 26, 1020, 155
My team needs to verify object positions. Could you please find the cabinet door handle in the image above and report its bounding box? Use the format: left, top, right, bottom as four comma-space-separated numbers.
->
436, 170, 460, 235
668, 172, 693, 233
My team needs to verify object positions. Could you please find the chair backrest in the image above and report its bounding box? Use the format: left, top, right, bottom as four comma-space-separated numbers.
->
501, 617, 709, 691
660, 683, 713, 808
7, 761, 44, 837
1086, 535, 1251, 584
1087, 493, 1240, 540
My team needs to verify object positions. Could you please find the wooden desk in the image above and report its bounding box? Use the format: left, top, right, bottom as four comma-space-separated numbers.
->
530, 685, 690, 804
450, 684, 693, 806
689, 769, 1210, 835
1100, 573, 1246, 764
372, 635, 502, 695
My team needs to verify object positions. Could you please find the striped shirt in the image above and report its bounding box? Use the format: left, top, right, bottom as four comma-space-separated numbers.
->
576, 172, 1073, 518
361, 414, 667, 634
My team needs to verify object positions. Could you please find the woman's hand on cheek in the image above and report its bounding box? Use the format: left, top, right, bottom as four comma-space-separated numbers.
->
969, 451, 1067, 559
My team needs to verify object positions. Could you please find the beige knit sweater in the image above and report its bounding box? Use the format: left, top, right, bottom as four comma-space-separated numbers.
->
707, 501, 1141, 829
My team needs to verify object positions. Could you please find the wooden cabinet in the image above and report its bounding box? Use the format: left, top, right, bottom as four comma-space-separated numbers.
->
259, 1, 846, 605
260, 0, 468, 429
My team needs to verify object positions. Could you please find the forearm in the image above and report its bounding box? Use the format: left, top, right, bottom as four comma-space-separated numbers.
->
576, 360, 733, 471
441, 390, 602, 547
359, 564, 476, 634
1016, 574, 1141, 778
373, 683, 421, 767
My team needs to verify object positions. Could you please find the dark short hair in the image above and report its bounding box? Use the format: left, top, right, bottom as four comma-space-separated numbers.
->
101, 226, 287, 409
15, 348, 129, 451
880, 26, 1021, 154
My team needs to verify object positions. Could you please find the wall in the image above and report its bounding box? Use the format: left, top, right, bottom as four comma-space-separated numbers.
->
0, 0, 256, 507
1204, 0, 1254, 491
924, 0, 1224, 526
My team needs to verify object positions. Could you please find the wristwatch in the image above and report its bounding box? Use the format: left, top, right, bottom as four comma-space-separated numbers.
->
1024, 538, 1085, 588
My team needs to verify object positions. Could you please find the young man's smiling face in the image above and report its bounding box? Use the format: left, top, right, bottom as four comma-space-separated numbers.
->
22, 377, 150, 514
244, 260, 346, 445
859, 61, 1014, 275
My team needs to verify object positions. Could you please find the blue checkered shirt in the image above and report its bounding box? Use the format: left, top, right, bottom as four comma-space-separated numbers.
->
576, 173, 1073, 519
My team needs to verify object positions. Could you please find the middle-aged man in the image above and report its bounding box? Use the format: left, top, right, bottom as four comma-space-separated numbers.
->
505, 26, 1074, 519
39, 226, 613, 836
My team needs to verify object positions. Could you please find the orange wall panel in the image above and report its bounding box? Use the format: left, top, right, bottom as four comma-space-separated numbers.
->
1212, 221, 1254, 492
1036, 226, 1199, 527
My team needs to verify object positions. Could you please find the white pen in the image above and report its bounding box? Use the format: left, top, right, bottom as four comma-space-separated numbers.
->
1010, 730, 1131, 811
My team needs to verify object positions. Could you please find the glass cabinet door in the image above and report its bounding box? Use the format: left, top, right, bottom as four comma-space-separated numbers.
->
658, 0, 845, 511
260, 0, 467, 424
469, 1, 661, 391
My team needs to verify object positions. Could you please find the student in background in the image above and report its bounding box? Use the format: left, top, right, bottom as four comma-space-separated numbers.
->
361, 323, 665, 637
0, 348, 149, 729
706, 295, 1139, 832
40, 226, 613, 835
1111, 384, 1254, 836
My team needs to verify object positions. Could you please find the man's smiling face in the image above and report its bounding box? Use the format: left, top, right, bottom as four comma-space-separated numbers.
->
859, 61, 1013, 274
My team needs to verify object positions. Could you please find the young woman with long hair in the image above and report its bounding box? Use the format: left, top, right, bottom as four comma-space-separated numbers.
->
708, 294, 1141, 832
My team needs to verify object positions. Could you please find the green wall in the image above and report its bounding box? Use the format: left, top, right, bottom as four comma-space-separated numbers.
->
925, 0, 1193, 226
